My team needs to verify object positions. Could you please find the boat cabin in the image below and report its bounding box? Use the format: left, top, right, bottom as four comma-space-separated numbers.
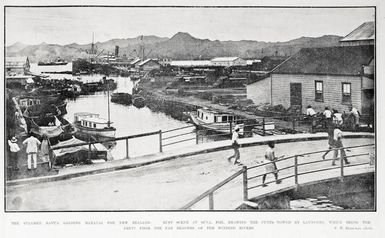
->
197, 108, 242, 124
74, 112, 112, 129
19, 98, 41, 107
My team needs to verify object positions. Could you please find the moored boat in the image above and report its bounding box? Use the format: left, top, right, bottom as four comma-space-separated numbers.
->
190, 108, 244, 135
132, 95, 146, 108
111, 92, 132, 104
74, 112, 116, 140
51, 136, 109, 165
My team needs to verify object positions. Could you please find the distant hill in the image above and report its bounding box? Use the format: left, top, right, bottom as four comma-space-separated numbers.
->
6, 32, 342, 62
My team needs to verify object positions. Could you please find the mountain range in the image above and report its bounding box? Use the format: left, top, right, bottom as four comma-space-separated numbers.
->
6, 32, 342, 62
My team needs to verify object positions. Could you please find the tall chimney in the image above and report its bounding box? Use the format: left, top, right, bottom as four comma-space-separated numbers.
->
115, 46, 119, 57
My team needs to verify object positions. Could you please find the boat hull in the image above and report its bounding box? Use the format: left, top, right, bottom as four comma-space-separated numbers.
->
75, 125, 116, 140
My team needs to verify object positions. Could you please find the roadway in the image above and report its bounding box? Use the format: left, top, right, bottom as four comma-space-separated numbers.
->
6, 137, 374, 211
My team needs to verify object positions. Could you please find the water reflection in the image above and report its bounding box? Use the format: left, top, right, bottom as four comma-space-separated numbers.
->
63, 74, 196, 160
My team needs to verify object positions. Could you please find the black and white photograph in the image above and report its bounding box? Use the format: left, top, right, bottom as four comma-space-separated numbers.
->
3, 4, 377, 212
2, 1, 384, 236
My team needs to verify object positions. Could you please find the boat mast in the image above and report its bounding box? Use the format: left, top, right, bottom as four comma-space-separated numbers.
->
107, 78, 111, 128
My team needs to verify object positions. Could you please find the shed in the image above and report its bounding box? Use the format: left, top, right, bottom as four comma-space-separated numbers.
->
211, 57, 247, 67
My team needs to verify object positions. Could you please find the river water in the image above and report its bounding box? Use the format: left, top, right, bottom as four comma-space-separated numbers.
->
58, 74, 198, 160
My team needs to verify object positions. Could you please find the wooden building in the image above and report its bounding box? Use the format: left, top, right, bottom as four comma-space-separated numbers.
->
6, 56, 30, 75
340, 21, 374, 47
246, 45, 374, 114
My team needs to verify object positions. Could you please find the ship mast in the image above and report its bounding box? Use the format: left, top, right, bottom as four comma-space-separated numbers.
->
107, 80, 111, 128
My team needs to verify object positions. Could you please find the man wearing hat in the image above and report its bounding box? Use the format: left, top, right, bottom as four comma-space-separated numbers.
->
23, 135, 41, 170
227, 124, 241, 165
8, 136, 20, 171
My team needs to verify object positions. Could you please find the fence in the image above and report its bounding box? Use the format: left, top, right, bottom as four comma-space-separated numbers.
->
48, 114, 373, 164
181, 143, 374, 210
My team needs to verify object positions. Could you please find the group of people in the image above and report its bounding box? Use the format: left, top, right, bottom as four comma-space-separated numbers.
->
306, 105, 360, 132
227, 112, 352, 186
7, 134, 52, 172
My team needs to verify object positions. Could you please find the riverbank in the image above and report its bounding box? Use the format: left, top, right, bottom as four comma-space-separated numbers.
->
139, 80, 311, 134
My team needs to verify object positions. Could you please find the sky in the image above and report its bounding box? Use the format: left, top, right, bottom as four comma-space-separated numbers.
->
5, 7, 375, 46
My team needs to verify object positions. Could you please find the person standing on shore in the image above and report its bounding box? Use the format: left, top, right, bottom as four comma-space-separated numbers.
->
40, 134, 51, 169
262, 141, 282, 187
350, 106, 360, 131
8, 136, 20, 171
23, 135, 41, 170
227, 125, 241, 165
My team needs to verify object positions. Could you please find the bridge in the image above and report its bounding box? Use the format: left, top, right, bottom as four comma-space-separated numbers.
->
182, 143, 375, 210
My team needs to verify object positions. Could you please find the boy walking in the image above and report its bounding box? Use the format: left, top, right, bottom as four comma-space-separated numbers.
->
332, 126, 350, 166
227, 125, 241, 165
262, 141, 282, 187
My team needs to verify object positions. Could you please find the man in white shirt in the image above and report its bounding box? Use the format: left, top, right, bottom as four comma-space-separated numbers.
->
306, 105, 316, 116
227, 125, 241, 165
323, 107, 333, 129
306, 105, 317, 133
23, 135, 41, 170
332, 126, 349, 166
332, 109, 343, 126
350, 106, 360, 130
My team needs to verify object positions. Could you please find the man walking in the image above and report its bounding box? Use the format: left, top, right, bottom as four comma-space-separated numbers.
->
322, 126, 335, 160
23, 135, 41, 170
227, 125, 241, 165
331, 125, 350, 166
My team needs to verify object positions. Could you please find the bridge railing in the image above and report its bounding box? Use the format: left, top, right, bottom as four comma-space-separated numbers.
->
181, 166, 248, 210
181, 143, 374, 210
246, 143, 375, 193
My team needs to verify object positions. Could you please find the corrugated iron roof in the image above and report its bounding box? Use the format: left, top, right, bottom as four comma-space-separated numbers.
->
6, 56, 28, 68
211, 57, 241, 62
272, 45, 374, 76
170, 60, 213, 67
138, 59, 160, 66
6, 56, 28, 63
130, 58, 141, 65
340, 21, 375, 42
